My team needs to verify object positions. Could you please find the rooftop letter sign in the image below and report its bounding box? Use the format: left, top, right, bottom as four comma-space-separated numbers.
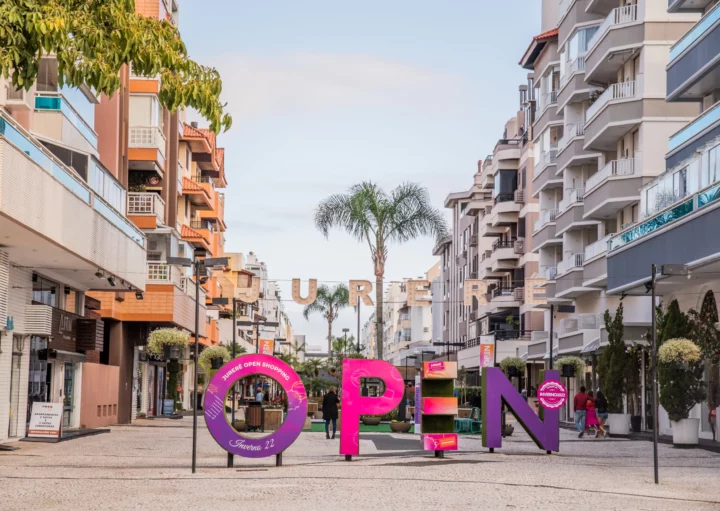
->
349, 280, 374, 306
406, 279, 431, 307
464, 280, 488, 306
340, 358, 403, 459
482, 368, 559, 453
204, 355, 307, 461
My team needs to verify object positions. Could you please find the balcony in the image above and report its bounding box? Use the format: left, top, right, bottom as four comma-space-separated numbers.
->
557, 189, 595, 233
556, 123, 598, 173
0, 112, 146, 291
542, 266, 558, 281
583, 159, 643, 219
585, 5, 640, 82
489, 194, 521, 226
556, 254, 595, 298
33, 93, 98, 153
584, 234, 613, 262
532, 209, 561, 251
557, 253, 585, 276
489, 239, 520, 272
146, 262, 183, 287
583, 234, 614, 286
181, 224, 212, 254
558, 188, 585, 214
533, 147, 558, 178
128, 192, 166, 229
667, 101, 720, 169
129, 125, 166, 174
1, 80, 34, 110
534, 91, 562, 136
667, 2, 720, 101
584, 81, 638, 151
488, 286, 521, 311
182, 176, 214, 210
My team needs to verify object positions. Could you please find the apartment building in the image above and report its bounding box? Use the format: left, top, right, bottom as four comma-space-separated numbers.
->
361, 311, 377, 359
605, 0, 720, 439
523, 0, 699, 422
241, 252, 287, 348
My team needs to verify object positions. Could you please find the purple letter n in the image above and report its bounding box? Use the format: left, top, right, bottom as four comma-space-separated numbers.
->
481, 368, 559, 452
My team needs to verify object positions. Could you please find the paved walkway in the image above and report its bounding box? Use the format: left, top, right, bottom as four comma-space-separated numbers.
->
1, 418, 719, 510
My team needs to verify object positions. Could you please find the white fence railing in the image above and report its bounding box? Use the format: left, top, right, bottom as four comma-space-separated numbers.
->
586, 80, 636, 123
558, 188, 585, 212
560, 56, 586, 88
534, 147, 558, 176
587, 4, 639, 55
584, 234, 615, 261
129, 125, 166, 156
181, 276, 208, 304
558, 122, 585, 150
557, 253, 585, 275
128, 192, 165, 224
542, 265, 558, 281
585, 158, 637, 192
146, 262, 182, 287
534, 208, 559, 232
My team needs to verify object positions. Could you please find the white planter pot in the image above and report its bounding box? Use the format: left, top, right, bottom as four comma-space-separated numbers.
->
671, 418, 700, 446
607, 413, 630, 436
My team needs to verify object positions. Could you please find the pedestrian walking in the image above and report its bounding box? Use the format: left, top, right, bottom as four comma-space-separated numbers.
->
585, 390, 602, 438
573, 386, 590, 438
322, 386, 340, 439
596, 388, 609, 437
255, 387, 264, 403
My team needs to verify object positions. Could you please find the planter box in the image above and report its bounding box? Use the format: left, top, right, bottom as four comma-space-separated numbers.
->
458, 408, 472, 419
232, 421, 247, 432
607, 413, 630, 436
672, 418, 700, 446
362, 417, 381, 426
264, 409, 283, 431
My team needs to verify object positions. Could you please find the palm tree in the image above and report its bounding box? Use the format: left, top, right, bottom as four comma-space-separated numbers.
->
301, 358, 323, 378
303, 284, 350, 357
315, 182, 448, 360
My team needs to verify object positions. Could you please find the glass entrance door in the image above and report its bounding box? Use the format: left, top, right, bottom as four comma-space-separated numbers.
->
63, 363, 74, 428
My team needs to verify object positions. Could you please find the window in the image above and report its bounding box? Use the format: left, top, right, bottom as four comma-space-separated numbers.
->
32, 274, 59, 308
63, 288, 81, 315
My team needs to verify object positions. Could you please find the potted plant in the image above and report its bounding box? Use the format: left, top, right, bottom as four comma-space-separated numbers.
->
598, 304, 630, 436
198, 345, 231, 375
390, 420, 412, 433
503, 424, 515, 436
147, 328, 190, 413
232, 419, 247, 432
659, 339, 706, 446
361, 416, 381, 426
625, 345, 643, 432
499, 357, 525, 378
556, 356, 584, 378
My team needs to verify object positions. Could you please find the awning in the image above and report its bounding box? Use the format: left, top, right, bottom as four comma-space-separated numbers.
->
580, 337, 601, 354
52, 350, 86, 363
542, 346, 559, 360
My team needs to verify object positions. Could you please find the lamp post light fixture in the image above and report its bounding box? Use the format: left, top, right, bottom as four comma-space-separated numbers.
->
168, 256, 228, 475
342, 328, 350, 357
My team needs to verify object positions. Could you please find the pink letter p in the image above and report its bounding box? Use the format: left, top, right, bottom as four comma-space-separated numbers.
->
340, 359, 404, 456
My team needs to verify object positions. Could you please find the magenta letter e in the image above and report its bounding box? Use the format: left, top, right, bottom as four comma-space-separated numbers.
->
340, 359, 404, 456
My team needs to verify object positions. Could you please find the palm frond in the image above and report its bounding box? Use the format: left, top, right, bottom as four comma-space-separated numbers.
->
385, 182, 448, 243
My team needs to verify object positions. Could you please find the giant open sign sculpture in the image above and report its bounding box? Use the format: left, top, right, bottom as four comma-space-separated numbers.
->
204, 356, 563, 467
204, 354, 307, 458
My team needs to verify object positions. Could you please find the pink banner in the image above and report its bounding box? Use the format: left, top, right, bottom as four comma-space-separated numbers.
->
422, 433, 458, 451
421, 397, 458, 416
340, 359, 404, 456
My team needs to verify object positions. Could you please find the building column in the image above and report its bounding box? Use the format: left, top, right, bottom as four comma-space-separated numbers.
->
108, 321, 135, 424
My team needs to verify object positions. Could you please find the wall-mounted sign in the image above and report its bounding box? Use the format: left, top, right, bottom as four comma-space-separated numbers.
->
28, 402, 62, 439
537, 380, 567, 410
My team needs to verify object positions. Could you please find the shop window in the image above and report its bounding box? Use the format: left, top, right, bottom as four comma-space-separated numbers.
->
32, 274, 59, 308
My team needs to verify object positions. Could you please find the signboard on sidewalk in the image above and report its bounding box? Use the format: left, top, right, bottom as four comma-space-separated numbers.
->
28, 402, 62, 439
258, 339, 275, 355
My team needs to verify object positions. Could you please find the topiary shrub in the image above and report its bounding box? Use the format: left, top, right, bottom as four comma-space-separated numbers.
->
659, 339, 706, 422
598, 303, 626, 413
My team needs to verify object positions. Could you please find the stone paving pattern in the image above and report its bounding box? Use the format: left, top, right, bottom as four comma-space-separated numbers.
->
1, 418, 719, 510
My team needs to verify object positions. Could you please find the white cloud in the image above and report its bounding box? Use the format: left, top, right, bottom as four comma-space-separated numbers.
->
208, 53, 468, 119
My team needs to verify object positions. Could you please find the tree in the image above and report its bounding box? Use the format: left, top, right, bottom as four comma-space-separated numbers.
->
0, 0, 231, 132
315, 182, 448, 360
689, 291, 720, 415
598, 303, 626, 413
660, 299, 692, 345
224, 343, 247, 358
303, 284, 350, 357
300, 358, 323, 378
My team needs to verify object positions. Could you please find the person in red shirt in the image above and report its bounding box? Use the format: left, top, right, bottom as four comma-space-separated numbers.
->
573, 386, 591, 438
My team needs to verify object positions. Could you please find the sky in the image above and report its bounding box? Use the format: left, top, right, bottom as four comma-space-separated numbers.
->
180, 1, 541, 346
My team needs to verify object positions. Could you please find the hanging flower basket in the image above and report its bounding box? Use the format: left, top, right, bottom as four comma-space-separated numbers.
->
210, 357, 224, 370
198, 345, 231, 373
556, 357, 584, 378
163, 345, 182, 361
147, 328, 190, 359
499, 357, 525, 377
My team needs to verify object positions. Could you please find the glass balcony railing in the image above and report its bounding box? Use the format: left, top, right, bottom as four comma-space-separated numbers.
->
0, 111, 145, 248
35, 93, 99, 148
609, 180, 720, 251
669, 2, 720, 62
668, 101, 720, 152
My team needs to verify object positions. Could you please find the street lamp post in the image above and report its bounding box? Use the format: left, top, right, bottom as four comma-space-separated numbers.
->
169, 255, 228, 475
342, 328, 350, 357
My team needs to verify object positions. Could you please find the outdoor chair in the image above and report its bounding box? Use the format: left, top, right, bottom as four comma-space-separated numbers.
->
469, 407, 482, 434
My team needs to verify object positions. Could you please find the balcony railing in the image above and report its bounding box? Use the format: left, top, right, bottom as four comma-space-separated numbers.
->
669, 101, 720, 153
584, 234, 615, 261
491, 286, 518, 299
0, 112, 145, 247
536, 90, 558, 115
557, 253, 585, 275
494, 192, 514, 204
35, 93, 98, 148
514, 190, 524, 204
129, 125, 166, 156
492, 239, 515, 252
586, 80, 636, 123
534, 208, 558, 232
128, 192, 165, 224
558, 188, 585, 212
560, 56, 586, 88
558, 123, 585, 150
585, 158, 637, 192
587, 4, 639, 55
534, 147, 558, 175
190, 219, 214, 232
181, 276, 208, 303
147, 262, 182, 287
670, 1, 720, 62
542, 266, 558, 281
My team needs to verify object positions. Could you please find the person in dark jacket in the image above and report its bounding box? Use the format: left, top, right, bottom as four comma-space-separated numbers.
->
322, 386, 340, 439
596, 389, 609, 438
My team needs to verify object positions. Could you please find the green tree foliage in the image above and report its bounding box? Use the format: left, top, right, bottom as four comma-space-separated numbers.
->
302, 284, 350, 357
315, 182, 448, 359
0, 0, 231, 132
689, 291, 720, 409
598, 303, 626, 413
658, 339, 707, 422
660, 299, 692, 345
